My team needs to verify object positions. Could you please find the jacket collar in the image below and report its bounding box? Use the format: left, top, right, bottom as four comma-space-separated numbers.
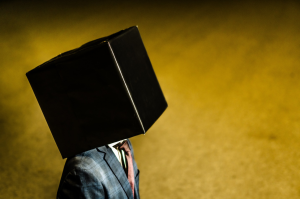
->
97, 145, 134, 199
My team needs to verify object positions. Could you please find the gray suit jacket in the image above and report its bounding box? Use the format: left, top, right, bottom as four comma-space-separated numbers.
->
57, 139, 140, 199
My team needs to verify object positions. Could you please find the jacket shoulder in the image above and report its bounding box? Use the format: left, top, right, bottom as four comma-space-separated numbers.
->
66, 148, 104, 171
57, 148, 107, 198
58, 147, 106, 188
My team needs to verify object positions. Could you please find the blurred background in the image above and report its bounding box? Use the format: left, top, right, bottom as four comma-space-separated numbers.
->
1, 0, 300, 198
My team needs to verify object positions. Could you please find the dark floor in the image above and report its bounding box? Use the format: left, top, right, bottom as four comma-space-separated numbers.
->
1, 0, 300, 198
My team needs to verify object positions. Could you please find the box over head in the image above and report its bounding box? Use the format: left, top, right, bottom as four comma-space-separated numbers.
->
26, 26, 168, 158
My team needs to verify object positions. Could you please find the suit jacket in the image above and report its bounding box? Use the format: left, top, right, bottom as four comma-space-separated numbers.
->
57, 139, 140, 199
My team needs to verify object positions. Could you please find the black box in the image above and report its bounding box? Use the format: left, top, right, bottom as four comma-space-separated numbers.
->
26, 26, 168, 158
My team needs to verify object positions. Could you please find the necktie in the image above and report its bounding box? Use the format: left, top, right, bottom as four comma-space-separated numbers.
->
114, 140, 135, 197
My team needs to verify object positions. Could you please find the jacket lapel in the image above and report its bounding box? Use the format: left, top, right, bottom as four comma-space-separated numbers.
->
97, 145, 134, 199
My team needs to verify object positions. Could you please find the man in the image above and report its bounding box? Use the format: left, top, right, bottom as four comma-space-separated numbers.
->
57, 139, 140, 199
26, 26, 167, 199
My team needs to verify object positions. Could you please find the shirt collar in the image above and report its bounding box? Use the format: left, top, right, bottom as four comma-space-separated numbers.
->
108, 139, 127, 148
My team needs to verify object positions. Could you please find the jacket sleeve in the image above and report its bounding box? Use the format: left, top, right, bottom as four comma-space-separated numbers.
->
57, 168, 105, 199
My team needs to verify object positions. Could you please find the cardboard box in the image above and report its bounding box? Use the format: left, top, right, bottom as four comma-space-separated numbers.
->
26, 26, 168, 158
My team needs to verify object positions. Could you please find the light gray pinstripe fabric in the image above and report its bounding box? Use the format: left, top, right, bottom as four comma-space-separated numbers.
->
57, 139, 140, 199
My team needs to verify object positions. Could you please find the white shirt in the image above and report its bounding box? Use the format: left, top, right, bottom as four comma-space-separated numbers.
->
108, 139, 127, 165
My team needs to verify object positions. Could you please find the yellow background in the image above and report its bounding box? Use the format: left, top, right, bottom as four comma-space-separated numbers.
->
1, 0, 300, 198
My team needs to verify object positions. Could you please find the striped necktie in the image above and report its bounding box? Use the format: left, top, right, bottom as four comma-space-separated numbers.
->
114, 140, 135, 197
